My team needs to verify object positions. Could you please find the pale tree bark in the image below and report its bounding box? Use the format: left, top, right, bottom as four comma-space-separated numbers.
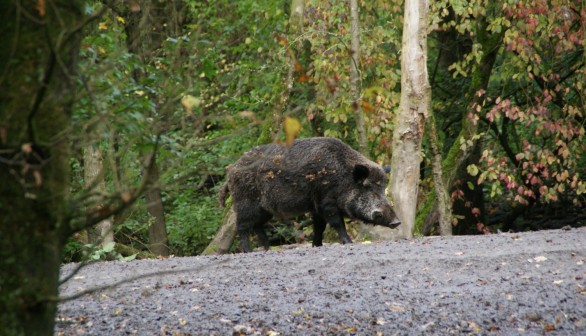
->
290, 0, 304, 37
83, 145, 115, 246
349, 0, 367, 154
389, 0, 431, 239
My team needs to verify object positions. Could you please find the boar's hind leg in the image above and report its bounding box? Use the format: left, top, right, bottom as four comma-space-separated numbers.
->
253, 221, 270, 251
236, 207, 272, 253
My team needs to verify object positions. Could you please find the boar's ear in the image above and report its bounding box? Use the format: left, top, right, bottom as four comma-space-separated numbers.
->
353, 164, 370, 184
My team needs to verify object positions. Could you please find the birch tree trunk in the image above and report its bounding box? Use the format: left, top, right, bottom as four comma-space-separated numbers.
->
389, 0, 430, 239
349, 0, 367, 154
83, 145, 115, 246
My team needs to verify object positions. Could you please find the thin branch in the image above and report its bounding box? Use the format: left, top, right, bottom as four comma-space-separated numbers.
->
58, 260, 100, 286
55, 259, 229, 303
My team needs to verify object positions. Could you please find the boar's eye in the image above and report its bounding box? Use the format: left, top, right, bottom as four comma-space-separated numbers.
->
353, 164, 370, 184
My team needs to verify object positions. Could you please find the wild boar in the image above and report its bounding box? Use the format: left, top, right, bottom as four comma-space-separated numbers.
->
219, 137, 401, 252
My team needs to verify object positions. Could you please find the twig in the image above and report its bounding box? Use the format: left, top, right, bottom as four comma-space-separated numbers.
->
56, 259, 229, 303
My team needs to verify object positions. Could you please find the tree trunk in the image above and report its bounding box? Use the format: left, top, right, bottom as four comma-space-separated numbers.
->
145, 160, 169, 256
83, 145, 115, 246
427, 113, 452, 236
416, 9, 503, 234
202, 208, 237, 255
349, 0, 367, 154
0, 1, 86, 334
115, 0, 186, 257
389, 0, 431, 239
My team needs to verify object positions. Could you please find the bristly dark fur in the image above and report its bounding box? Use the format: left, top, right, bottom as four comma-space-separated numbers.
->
219, 137, 400, 252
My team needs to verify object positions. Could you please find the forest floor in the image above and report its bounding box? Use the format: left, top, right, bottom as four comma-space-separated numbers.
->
56, 227, 586, 335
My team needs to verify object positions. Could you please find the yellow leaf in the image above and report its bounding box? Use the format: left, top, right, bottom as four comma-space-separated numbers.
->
36, 0, 46, 17
181, 95, 201, 114
284, 117, 301, 146
98, 22, 108, 30
33, 170, 42, 187
116, 16, 126, 24
21, 143, 33, 154
467, 164, 479, 177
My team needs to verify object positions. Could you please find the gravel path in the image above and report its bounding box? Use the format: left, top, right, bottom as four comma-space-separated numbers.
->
56, 228, 586, 335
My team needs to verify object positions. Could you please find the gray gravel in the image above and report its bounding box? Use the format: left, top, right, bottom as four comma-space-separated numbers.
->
56, 228, 586, 335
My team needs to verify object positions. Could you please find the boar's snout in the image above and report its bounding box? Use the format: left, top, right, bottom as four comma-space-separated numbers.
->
372, 208, 401, 229
387, 218, 401, 229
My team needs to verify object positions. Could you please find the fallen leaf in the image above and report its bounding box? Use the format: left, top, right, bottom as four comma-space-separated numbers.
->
534, 256, 548, 262
553, 280, 564, 285
374, 317, 385, 325
344, 326, 358, 333
291, 307, 304, 315
544, 324, 556, 331
386, 302, 405, 312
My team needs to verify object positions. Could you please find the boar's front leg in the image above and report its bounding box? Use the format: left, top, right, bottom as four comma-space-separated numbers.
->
311, 213, 327, 247
321, 203, 353, 245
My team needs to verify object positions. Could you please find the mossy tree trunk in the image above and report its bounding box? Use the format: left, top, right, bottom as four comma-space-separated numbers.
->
0, 1, 87, 334
202, 208, 237, 255
83, 144, 115, 246
426, 113, 453, 236
417, 10, 503, 234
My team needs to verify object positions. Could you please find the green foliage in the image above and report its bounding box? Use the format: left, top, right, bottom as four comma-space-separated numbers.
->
166, 192, 223, 256
64, 0, 586, 262
84, 242, 137, 261
303, 0, 403, 160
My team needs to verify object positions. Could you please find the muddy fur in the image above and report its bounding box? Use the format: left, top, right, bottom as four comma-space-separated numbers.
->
219, 137, 400, 252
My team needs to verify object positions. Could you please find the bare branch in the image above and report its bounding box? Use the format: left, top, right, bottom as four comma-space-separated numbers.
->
56, 259, 229, 303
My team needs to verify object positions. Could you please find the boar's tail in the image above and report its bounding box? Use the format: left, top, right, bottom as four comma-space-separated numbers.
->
218, 183, 230, 208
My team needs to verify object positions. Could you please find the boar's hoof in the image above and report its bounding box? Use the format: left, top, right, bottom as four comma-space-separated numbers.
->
340, 236, 353, 244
